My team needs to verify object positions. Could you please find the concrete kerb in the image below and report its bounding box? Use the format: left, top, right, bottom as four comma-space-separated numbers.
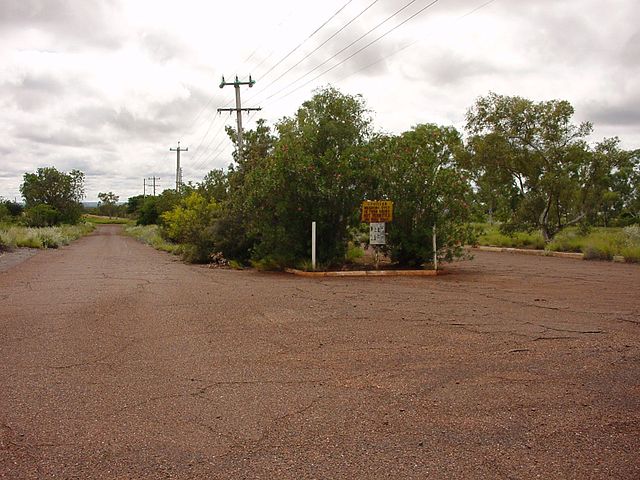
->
285, 268, 441, 277
473, 246, 585, 259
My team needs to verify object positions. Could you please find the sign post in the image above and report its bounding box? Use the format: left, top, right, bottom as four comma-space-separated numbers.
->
361, 201, 393, 269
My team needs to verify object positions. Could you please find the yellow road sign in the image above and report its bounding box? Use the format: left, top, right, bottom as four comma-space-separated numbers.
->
361, 200, 393, 223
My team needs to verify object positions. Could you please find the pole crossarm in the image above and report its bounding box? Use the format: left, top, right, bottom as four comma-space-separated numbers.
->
219, 75, 256, 88
217, 74, 261, 162
217, 107, 262, 113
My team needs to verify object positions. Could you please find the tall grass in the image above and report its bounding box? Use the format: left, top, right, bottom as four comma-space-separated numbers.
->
476, 224, 546, 250
477, 223, 639, 262
83, 214, 132, 225
124, 225, 178, 253
0, 223, 95, 249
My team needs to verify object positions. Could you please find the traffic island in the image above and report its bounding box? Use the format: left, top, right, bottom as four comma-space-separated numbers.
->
284, 268, 442, 277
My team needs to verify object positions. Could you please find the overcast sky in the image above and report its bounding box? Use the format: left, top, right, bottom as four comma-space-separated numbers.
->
1, 0, 638, 202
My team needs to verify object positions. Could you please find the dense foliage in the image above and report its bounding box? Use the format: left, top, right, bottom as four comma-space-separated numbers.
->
20, 167, 85, 225
464, 93, 639, 239
115, 87, 637, 267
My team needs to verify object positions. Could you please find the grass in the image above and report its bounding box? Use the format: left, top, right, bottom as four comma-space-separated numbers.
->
0, 223, 95, 250
476, 224, 546, 250
124, 224, 178, 253
477, 223, 640, 263
83, 214, 133, 225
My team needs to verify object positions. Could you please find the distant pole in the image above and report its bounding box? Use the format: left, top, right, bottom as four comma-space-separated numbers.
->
218, 75, 261, 162
143, 178, 146, 198
170, 142, 188, 192
147, 176, 160, 196
312, 221, 317, 271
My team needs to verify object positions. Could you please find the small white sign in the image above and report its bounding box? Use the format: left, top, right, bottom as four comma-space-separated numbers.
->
370, 222, 386, 245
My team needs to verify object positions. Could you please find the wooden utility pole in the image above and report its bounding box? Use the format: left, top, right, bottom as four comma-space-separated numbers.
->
169, 142, 188, 192
217, 75, 261, 162
147, 176, 160, 196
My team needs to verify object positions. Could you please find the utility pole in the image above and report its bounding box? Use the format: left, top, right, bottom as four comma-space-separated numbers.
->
147, 176, 160, 196
169, 142, 188, 192
143, 178, 146, 198
217, 75, 261, 162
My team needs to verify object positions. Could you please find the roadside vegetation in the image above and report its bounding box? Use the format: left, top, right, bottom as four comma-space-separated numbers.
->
83, 214, 132, 225
0, 224, 94, 250
476, 224, 640, 262
3, 88, 638, 267
123, 225, 178, 254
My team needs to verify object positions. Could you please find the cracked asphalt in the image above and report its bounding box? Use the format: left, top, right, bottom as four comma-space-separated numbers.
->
1, 225, 639, 479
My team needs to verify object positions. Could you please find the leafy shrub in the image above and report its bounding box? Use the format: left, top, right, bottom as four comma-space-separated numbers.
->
160, 192, 221, 263
621, 245, 640, 263
23, 204, 60, 227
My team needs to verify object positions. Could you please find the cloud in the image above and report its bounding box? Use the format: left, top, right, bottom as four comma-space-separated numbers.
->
0, 0, 127, 50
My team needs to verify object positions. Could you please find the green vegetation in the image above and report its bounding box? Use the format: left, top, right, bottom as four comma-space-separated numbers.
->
476, 224, 546, 250
97, 191, 120, 218
118, 87, 638, 268
464, 93, 639, 240
83, 214, 132, 225
477, 224, 640, 262
0, 223, 94, 250
124, 225, 178, 253
160, 191, 221, 263
20, 167, 85, 225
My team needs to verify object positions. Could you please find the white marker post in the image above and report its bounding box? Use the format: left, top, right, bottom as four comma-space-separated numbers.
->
432, 222, 438, 271
311, 221, 317, 271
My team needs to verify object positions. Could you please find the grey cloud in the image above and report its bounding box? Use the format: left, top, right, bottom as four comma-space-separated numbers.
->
3, 73, 68, 112
16, 128, 108, 149
583, 98, 640, 127
0, 0, 126, 49
70, 106, 176, 138
408, 51, 497, 85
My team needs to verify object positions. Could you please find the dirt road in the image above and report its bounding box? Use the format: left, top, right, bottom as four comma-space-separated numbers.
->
1, 225, 639, 479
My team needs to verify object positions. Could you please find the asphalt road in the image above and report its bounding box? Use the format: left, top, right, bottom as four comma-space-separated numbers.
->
1, 225, 639, 479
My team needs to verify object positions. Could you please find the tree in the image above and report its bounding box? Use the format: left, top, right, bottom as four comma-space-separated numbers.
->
242, 86, 374, 266
372, 124, 476, 266
20, 167, 85, 224
465, 93, 594, 241
160, 191, 221, 263
97, 192, 119, 218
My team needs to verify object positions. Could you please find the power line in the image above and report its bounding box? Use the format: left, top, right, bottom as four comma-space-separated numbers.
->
251, 0, 423, 104
247, 0, 382, 103
259, 0, 355, 82
263, 0, 442, 105
331, 0, 499, 85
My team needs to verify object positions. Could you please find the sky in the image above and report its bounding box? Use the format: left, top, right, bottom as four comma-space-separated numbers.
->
1, 0, 638, 202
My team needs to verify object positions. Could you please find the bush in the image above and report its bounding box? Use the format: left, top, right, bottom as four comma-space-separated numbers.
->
160, 192, 221, 263
23, 204, 60, 227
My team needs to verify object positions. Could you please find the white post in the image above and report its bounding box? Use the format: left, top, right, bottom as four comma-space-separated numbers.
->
311, 221, 317, 270
432, 221, 437, 271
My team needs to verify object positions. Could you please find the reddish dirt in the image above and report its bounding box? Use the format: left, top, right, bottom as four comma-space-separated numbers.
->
1, 225, 639, 479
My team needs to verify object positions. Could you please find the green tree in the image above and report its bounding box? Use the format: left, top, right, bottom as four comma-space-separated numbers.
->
97, 192, 120, 218
465, 93, 594, 241
372, 124, 476, 266
243, 86, 374, 266
20, 167, 85, 224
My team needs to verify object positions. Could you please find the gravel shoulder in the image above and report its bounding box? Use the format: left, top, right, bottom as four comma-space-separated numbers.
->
0, 248, 40, 273
1, 225, 638, 479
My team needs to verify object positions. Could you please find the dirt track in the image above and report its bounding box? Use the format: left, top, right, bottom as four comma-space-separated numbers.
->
1, 225, 639, 479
